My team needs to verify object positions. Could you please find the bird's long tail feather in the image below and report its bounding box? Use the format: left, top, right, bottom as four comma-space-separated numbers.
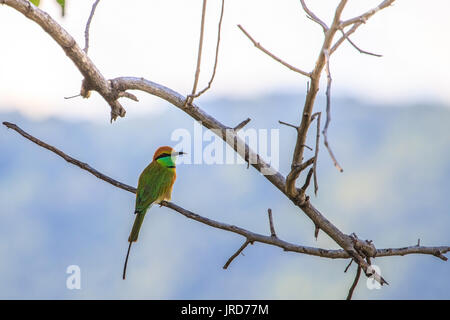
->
123, 212, 146, 279
123, 241, 132, 280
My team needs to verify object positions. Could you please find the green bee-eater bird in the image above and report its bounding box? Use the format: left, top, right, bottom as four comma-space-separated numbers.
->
123, 146, 185, 280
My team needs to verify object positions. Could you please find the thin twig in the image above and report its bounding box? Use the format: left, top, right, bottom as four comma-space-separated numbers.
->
223, 239, 252, 269
301, 168, 314, 192
344, 259, 353, 273
84, 0, 100, 53
314, 224, 320, 239
185, 0, 208, 106
268, 209, 277, 238
331, 22, 360, 54
279, 120, 299, 130
289, 157, 315, 186
234, 118, 251, 131
117, 91, 139, 102
311, 112, 321, 195
339, 29, 382, 57
192, 0, 225, 98
238, 24, 311, 77
346, 266, 361, 300
64, 94, 81, 100
299, 0, 329, 31
331, 0, 395, 55
322, 49, 343, 172
340, 0, 395, 28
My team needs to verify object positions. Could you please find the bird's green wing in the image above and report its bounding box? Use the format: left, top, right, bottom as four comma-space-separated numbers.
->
135, 161, 175, 213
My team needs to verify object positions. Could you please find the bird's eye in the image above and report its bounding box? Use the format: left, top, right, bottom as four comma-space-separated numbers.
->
156, 153, 172, 160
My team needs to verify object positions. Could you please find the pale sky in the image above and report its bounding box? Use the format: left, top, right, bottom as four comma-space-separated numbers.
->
1, 0, 450, 121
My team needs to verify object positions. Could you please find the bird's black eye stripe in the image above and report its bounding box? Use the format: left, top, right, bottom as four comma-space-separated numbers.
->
155, 153, 172, 160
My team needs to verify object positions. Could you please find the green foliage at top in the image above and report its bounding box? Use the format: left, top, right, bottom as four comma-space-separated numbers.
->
28, 0, 65, 17
56, 0, 65, 16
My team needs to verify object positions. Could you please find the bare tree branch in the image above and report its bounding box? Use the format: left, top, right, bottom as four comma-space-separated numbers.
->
185, 0, 208, 106
340, 0, 395, 29
279, 120, 299, 130
2, 121, 135, 193
223, 239, 252, 269
268, 209, 277, 238
331, 0, 395, 55
322, 49, 343, 172
238, 24, 311, 78
300, 168, 314, 194
338, 29, 382, 57
344, 259, 353, 273
84, 0, 101, 53
234, 118, 251, 131
331, 23, 359, 55
286, 0, 348, 197
191, 0, 225, 99
346, 266, 361, 300
311, 112, 321, 195
299, 0, 329, 32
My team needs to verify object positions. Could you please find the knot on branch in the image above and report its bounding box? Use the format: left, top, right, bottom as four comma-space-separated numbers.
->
433, 250, 448, 261
110, 79, 138, 102
350, 233, 377, 258
79, 78, 139, 122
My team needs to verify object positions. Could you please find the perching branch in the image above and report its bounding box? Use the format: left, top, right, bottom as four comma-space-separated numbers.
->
4, 121, 448, 265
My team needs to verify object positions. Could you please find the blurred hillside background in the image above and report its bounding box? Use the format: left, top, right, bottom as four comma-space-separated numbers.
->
1, 0, 450, 299
1, 94, 449, 299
